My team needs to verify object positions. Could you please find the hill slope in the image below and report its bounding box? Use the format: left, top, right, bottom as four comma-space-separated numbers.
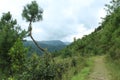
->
24, 40, 67, 54
60, 1, 120, 59
58, 1, 120, 80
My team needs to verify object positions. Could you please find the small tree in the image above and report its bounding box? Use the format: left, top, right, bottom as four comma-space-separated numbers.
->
22, 1, 45, 52
0, 12, 27, 77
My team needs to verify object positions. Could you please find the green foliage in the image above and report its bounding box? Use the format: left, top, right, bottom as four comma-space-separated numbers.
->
26, 53, 57, 80
16, 53, 75, 80
0, 12, 27, 77
8, 38, 28, 75
73, 56, 102, 80
106, 55, 120, 80
71, 67, 90, 80
22, 1, 43, 22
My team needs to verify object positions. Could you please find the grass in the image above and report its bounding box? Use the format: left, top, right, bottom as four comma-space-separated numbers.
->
71, 67, 90, 80
106, 57, 120, 80
71, 57, 94, 80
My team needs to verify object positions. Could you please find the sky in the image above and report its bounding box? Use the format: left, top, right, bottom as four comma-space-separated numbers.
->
0, 0, 110, 42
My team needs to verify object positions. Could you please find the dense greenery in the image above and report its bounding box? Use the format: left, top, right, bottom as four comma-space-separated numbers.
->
0, 0, 120, 80
0, 12, 27, 77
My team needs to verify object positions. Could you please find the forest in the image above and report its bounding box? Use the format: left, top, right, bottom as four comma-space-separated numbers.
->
0, 0, 120, 80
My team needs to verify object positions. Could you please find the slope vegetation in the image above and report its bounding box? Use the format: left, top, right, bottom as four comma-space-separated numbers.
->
58, 0, 120, 79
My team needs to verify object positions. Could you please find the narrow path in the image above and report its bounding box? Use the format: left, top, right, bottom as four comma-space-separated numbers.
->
87, 56, 111, 80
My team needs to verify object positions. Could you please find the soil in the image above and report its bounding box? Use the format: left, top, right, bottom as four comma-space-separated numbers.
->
87, 56, 111, 80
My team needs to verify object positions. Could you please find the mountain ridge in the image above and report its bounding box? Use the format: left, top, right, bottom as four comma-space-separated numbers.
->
24, 40, 69, 55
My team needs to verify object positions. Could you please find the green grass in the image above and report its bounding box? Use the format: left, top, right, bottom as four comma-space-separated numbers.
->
106, 57, 120, 80
71, 57, 94, 80
71, 67, 90, 80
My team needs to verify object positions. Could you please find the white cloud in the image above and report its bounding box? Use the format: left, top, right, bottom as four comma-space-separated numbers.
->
61, 24, 94, 42
0, 0, 111, 42
97, 8, 107, 23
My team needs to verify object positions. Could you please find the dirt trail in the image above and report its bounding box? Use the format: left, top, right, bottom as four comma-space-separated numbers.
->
87, 56, 111, 80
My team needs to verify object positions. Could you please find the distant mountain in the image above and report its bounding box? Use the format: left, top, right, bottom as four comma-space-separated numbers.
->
40, 40, 66, 46
24, 40, 67, 55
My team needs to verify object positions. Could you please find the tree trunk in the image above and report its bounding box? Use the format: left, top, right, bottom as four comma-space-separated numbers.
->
30, 33, 45, 52
29, 22, 45, 52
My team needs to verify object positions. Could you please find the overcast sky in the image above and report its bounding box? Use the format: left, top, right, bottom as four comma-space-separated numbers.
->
0, 0, 110, 42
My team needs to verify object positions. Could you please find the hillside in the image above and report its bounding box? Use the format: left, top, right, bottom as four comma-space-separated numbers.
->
24, 40, 67, 54
60, 0, 120, 59
58, 0, 120, 80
